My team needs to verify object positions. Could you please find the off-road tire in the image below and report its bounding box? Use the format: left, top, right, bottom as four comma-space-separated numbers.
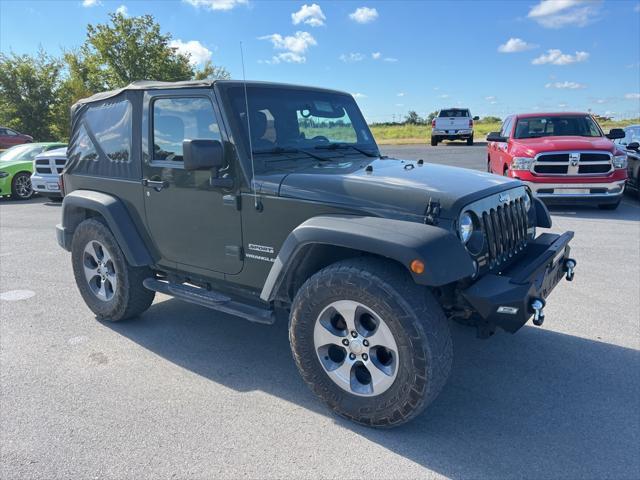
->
71, 218, 155, 321
598, 200, 621, 210
11, 172, 34, 200
467, 135, 474, 146
289, 257, 453, 428
430, 136, 438, 147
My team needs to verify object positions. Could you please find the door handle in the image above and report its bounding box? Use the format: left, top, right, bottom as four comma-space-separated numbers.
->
142, 178, 169, 191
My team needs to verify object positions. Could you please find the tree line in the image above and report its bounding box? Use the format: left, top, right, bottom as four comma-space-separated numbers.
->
0, 12, 230, 142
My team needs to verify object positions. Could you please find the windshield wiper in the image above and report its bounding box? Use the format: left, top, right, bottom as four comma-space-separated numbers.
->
314, 143, 379, 157
253, 146, 326, 162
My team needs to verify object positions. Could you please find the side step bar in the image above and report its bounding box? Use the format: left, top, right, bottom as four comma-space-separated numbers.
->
143, 278, 275, 325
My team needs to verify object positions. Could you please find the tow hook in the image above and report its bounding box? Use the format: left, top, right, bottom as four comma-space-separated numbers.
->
564, 258, 576, 281
531, 298, 546, 326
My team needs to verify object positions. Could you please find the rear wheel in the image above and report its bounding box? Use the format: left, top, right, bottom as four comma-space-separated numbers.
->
11, 172, 34, 200
430, 136, 438, 147
467, 135, 474, 146
71, 218, 155, 321
289, 258, 453, 428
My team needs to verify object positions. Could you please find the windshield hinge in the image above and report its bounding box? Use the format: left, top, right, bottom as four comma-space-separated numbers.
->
424, 198, 441, 226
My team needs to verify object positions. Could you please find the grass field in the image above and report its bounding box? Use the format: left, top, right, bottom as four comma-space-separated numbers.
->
371, 118, 640, 145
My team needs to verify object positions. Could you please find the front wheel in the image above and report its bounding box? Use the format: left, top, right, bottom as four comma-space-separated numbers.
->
289, 258, 453, 428
11, 172, 34, 200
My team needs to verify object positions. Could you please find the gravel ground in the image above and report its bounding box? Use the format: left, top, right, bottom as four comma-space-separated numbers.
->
1, 145, 639, 479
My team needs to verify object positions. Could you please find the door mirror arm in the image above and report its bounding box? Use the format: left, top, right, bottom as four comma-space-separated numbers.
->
209, 166, 234, 188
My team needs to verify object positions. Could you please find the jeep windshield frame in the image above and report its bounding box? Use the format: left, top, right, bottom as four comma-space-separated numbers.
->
217, 83, 379, 171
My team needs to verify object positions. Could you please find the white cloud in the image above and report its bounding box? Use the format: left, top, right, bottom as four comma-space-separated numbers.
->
170, 39, 213, 66
383, 57, 398, 62
352, 92, 367, 99
371, 52, 381, 60
545, 81, 586, 89
267, 52, 306, 64
532, 49, 589, 65
115, 4, 128, 15
439, 94, 450, 99
397, 92, 405, 97
82, 0, 102, 6
291, 4, 326, 27
625, 93, 640, 100
528, 0, 600, 28
259, 31, 317, 54
349, 6, 378, 23
498, 38, 537, 53
395, 103, 404, 107
485, 96, 498, 104
339, 52, 365, 63
183, 0, 248, 11
558, 103, 568, 108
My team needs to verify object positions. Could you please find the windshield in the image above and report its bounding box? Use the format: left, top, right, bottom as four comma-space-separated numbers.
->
0, 144, 45, 162
223, 85, 378, 165
514, 116, 603, 139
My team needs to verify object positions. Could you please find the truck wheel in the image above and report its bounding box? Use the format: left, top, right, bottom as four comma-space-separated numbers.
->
71, 218, 155, 321
11, 172, 34, 200
289, 258, 453, 428
598, 200, 621, 210
467, 135, 474, 146
430, 136, 438, 146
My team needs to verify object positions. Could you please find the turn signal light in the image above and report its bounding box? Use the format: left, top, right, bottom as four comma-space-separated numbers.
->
410, 259, 425, 274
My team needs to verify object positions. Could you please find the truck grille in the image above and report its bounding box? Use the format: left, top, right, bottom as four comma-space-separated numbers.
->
35, 157, 66, 175
532, 151, 612, 176
480, 197, 529, 267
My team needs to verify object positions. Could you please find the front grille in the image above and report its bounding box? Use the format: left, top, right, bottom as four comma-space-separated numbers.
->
533, 151, 612, 176
480, 197, 528, 267
34, 157, 66, 175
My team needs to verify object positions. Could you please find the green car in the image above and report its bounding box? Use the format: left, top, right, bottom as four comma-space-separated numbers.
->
0, 142, 66, 200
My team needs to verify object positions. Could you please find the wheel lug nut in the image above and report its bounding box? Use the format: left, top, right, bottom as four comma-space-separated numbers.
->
363, 339, 369, 347
342, 339, 349, 346
349, 353, 356, 360
362, 353, 368, 361
350, 331, 357, 338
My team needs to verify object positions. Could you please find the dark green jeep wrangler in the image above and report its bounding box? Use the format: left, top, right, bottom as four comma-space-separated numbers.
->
57, 80, 576, 427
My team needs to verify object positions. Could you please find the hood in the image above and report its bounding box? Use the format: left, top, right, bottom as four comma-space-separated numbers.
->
277, 158, 519, 220
512, 136, 615, 157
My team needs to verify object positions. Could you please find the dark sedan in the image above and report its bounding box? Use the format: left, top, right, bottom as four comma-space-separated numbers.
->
0, 127, 33, 150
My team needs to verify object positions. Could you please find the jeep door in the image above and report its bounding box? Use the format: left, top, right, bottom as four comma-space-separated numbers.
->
142, 90, 243, 275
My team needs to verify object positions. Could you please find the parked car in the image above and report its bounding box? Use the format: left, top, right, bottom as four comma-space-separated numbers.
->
613, 124, 640, 198
0, 127, 33, 150
31, 147, 68, 201
431, 108, 479, 146
0, 142, 66, 200
487, 113, 627, 209
57, 80, 576, 428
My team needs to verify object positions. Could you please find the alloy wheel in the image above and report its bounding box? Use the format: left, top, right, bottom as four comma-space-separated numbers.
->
82, 241, 117, 301
14, 174, 33, 199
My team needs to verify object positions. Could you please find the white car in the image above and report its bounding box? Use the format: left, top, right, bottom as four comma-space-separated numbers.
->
31, 147, 67, 200
431, 108, 479, 146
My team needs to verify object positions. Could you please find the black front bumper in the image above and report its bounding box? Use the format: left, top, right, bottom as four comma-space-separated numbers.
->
462, 231, 574, 333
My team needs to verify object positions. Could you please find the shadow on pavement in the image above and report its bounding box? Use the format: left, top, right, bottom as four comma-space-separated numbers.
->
548, 196, 640, 222
105, 298, 640, 479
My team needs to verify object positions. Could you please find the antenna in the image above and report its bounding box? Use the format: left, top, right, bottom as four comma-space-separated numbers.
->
240, 41, 259, 210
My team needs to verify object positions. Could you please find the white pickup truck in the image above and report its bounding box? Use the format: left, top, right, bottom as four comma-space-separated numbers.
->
431, 108, 479, 146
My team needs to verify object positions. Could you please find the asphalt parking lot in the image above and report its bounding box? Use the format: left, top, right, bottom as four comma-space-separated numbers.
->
1, 144, 639, 479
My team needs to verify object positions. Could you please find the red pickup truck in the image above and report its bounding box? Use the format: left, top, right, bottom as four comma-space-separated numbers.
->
487, 113, 628, 209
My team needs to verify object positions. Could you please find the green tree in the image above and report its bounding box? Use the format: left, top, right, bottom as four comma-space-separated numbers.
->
194, 60, 231, 81
426, 110, 439, 123
405, 111, 422, 125
0, 50, 65, 141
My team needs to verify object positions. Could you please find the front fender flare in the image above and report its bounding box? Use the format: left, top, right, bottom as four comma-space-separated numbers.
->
260, 215, 475, 302
58, 190, 154, 267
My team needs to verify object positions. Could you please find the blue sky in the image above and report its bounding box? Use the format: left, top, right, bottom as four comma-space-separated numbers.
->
1, 0, 639, 122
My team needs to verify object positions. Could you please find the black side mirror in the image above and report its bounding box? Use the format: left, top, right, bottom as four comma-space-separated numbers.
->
487, 131, 508, 143
627, 141, 639, 151
183, 139, 223, 170
606, 128, 625, 140
473, 116, 480, 121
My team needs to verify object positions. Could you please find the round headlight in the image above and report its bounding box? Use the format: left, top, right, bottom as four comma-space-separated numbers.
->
459, 212, 474, 243
523, 192, 532, 212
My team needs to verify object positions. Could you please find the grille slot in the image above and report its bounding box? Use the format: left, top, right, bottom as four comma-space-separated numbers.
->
481, 198, 528, 267
579, 164, 611, 174
535, 164, 568, 174
580, 153, 610, 162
